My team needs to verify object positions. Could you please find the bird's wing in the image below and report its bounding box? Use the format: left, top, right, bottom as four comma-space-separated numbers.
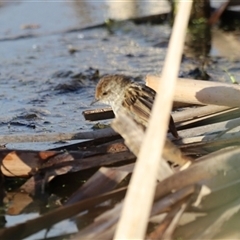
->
122, 83, 179, 138
122, 84, 155, 126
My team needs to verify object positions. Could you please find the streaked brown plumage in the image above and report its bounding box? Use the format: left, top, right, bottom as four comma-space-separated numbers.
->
94, 74, 178, 138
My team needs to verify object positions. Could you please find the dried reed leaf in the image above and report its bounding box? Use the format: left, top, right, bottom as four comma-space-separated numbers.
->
174, 197, 240, 240
112, 111, 191, 167
115, 2, 193, 238
0, 188, 126, 240
66, 164, 133, 205
172, 105, 233, 123
154, 147, 240, 202
74, 185, 195, 239
146, 76, 240, 107
73, 203, 121, 239
0, 149, 135, 177
161, 201, 189, 240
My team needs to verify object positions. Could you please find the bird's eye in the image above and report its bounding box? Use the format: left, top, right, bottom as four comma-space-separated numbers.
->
102, 92, 108, 96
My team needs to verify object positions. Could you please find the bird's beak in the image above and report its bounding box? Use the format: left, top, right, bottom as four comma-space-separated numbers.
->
90, 99, 99, 106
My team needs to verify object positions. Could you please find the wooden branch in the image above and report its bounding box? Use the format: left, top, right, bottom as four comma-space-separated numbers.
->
114, 1, 193, 239
83, 107, 114, 121
146, 76, 240, 107
208, 0, 231, 25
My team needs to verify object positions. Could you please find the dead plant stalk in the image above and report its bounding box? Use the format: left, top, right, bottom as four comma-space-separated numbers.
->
114, 1, 193, 239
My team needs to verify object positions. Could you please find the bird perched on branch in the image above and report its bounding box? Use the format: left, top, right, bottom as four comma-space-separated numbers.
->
93, 74, 178, 138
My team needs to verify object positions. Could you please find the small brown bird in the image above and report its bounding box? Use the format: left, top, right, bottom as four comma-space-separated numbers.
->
93, 74, 178, 138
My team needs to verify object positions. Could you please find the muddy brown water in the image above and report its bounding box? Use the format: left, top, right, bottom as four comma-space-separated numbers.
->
1, 1, 240, 239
